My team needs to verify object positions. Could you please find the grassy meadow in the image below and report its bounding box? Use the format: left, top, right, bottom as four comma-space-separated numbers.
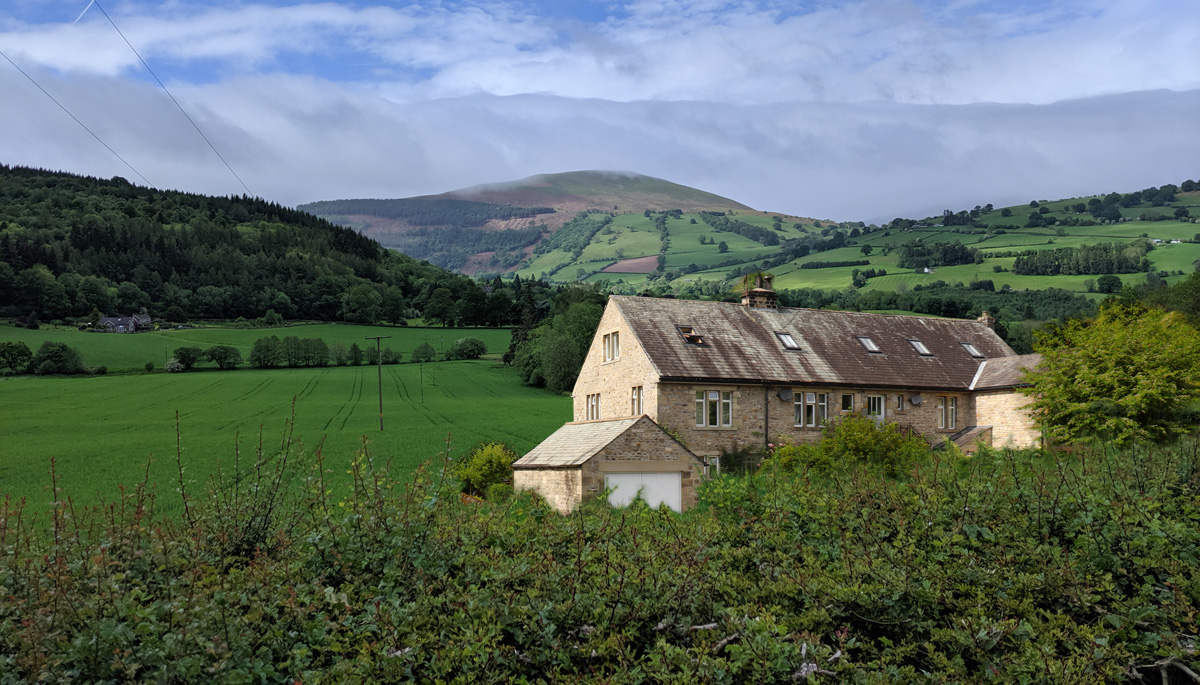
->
0, 323, 571, 513
508, 191, 1200, 293
0, 323, 513, 372
0, 360, 571, 513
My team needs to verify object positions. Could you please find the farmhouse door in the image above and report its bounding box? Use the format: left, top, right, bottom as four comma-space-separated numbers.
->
866, 395, 885, 425
605, 472, 682, 512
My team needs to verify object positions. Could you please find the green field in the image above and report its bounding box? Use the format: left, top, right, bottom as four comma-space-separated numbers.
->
0, 323, 513, 372
0, 361, 571, 513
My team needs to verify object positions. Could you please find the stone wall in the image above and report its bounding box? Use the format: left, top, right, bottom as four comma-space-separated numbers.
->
571, 303, 661, 422
656, 381, 975, 456
513, 468, 582, 514
976, 390, 1041, 448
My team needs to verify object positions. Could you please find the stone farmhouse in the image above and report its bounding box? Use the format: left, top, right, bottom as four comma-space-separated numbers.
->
97, 313, 153, 333
515, 283, 1041, 513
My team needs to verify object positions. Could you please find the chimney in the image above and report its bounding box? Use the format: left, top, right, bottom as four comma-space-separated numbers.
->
977, 310, 996, 329
741, 272, 778, 309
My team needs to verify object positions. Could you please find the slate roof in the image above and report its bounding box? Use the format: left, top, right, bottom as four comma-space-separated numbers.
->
514, 418, 642, 469
969, 354, 1042, 390
610, 296, 1019, 391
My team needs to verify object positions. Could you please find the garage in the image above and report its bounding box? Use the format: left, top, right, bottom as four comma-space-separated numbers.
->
605, 472, 682, 511
513, 416, 703, 514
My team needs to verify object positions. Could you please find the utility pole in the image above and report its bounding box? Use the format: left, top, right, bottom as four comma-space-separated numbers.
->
365, 335, 390, 431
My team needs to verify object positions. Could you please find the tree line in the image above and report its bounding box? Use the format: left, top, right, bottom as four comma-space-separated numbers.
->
1011, 241, 1151, 276
699, 212, 781, 246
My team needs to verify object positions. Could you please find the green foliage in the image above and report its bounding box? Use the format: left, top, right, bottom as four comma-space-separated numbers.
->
29, 340, 88, 375
0, 340, 31, 372
765, 415, 933, 477
454, 442, 519, 496
1012, 240, 1150, 276
2, 435, 1199, 681
485, 482, 513, 503
204, 344, 242, 370
172, 345, 204, 370
1026, 303, 1200, 445
411, 341, 436, 363
447, 336, 487, 360
512, 301, 603, 392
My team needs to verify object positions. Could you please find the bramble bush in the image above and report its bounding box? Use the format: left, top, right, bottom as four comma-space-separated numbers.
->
765, 414, 933, 477
0, 429, 1197, 682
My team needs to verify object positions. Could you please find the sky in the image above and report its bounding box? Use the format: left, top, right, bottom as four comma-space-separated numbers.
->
2, 0, 1198, 222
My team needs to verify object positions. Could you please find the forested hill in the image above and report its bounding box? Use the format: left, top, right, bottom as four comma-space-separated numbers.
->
0, 165, 489, 324
298, 197, 556, 228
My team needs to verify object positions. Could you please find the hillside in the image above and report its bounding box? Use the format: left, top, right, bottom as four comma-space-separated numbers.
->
298, 171, 765, 272
0, 165, 487, 325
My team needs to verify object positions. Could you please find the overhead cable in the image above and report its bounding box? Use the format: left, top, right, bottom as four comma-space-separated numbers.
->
92, 0, 254, 196
0, 48, 153, 186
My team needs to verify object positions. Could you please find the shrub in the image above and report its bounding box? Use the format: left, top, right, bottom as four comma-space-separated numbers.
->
144, 361, 155, 372
172, 346, 204, 370
0, 340, 32, 372
453, 442, 518, 496
764, 415, 932, 477
485, 482, 513, 503
94, 365, 107, 375
29, 341, 88, 375
165, 358, 185, 373
411, 341, 436, 363
381, 347, 402, 364
448, 337, 487, 360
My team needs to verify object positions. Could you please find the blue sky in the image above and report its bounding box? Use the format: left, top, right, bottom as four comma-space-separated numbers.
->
2, 0, 1197, 219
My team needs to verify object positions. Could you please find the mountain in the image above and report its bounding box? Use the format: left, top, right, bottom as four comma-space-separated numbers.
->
298, 171, 757, 272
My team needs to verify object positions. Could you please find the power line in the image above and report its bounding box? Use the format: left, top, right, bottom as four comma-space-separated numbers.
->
91, 0, 254, 196
0, 48, 153, 186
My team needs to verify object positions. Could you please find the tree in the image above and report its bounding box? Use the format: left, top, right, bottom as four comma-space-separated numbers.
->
341, 284, 382, 323
1024, 304, 1200, 445
29, 341, 88, 375
412, 341, 436, 363
205, 345, 242, 370
1000, 208, 1012, 217
249, 336, 283, 368
0, 341, 32, 373
1096, 274, 1123, 293
348, 343, 364, 366
860, 245, 873, 257
448, 337, 487, 360
717, 241, 729, 253
173, 346, 204, 370
453, 443, 519, 497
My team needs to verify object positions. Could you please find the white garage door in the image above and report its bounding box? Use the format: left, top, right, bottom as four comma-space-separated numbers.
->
605, 472, 682, 512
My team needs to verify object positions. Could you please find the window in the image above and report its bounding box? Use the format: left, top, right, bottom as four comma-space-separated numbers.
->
841, 393, 854, 411
856, 336, 881, 353
776, 331, 801, 350
937, 396, 957, 430
677, 325, 703, 345
895, 394, 904, 411
695, 389, 732, 427
603, 332, 620, 361
866, 395, 884, 424
960, 342, 984, 358
631, 386, 643, 416
586, 393, 601, 420
793, 391, 827, 427
908, 339, 932, 355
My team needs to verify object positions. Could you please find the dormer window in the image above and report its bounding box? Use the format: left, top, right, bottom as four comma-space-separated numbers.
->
776, 331, 801, 350
908, 339, 932, 356
856, 336, 881, 353
677, 325, 704, 345
960, 342, 984, 358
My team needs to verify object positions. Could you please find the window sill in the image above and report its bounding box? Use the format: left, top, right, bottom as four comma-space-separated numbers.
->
693, 425, 737, 431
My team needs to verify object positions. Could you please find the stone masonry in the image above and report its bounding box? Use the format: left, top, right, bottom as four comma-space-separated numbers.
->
975, 390, 1042, 448
572, 304, 661, 421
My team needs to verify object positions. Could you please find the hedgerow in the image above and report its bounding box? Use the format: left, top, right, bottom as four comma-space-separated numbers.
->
1, 432, 1197, 682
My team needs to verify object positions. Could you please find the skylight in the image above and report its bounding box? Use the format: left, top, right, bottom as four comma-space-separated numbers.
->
856, 336, 881, 353
776, 331, 801, 350
677, 325, 704, 345
960, 342, 984, 358
908, 339, 932, 356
